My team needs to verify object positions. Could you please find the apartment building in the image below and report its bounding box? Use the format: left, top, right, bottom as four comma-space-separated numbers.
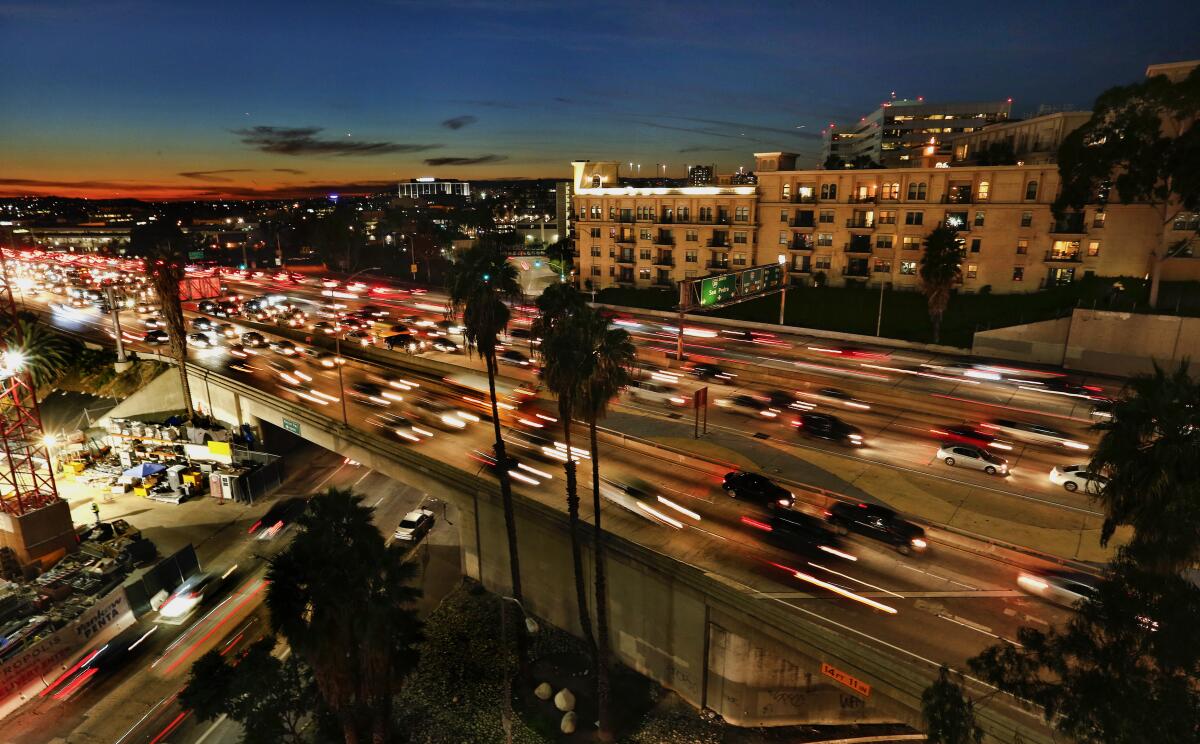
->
572, 161, 759, 290
948, 111, 1093, 165
823, 98, 1012, 167
754, 152, 1162, 293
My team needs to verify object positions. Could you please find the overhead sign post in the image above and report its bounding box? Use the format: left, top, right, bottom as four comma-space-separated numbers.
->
675, 263, 787, 360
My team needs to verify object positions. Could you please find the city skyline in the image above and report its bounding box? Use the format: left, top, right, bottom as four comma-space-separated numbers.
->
2, 0, 1199, 200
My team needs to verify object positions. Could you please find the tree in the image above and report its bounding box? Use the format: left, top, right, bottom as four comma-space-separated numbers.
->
445, 243, 530, 676
266, 488, 423, 744
918, 223, 963, 344
545, 240, 574, 281
1088, 361, 1200, 572
823, 153, 845, 170
1054, 66, 1200, 307
921, 665, 983, 744
133, 221, 195, 420
535, 284, 597, 658
970, 558, 1200, 743
975, 140, 1017, 166
3, 319, 71, 387
180, 638, 317, 744
576, 308, 636, 741
850, 154, 882, 169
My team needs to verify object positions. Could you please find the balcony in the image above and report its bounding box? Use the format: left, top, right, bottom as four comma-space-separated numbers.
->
790, 216, 815, 228
615, 234, 636, 244
844, 237, 873, 254
845, 218, 875, 229
850, 195, 877, 204
942, 187, 974, 204
716, 216, 731, 225
790, 238, 814, 251
657, 215, 675, 224
706, 239, 729, 248
652, 277, 674, 288
705, 260, 730, 270
1045, 250, 1082, 263
616, 253, 636, 264
654, 234, 675, 246
1051, 216, 1087, 234
653, 255, 675, 267
618, 215, 635, 223
842, 266, 871, 278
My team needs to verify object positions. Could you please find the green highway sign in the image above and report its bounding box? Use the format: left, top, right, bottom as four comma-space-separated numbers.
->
699, 274, 737, 307
282, 418, 301, 436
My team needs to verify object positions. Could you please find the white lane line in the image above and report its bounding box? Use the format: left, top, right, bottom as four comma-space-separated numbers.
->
194, 713, 229, 744
754, 590, 1023, 599
806, 562, 905, 599
371, 496, 385, 508
937, 613, 1021, 646
900, 563, 979, 590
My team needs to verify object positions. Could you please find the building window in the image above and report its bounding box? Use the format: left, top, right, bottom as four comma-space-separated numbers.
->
639, 249, 651, 260
873, 259, 892, 273
1088, 240, 1101, 257
609, 246, 616, 257
876, 235, 894, 249
686, 230, 698, 242
678, 207, 690, 221
609, 206, 616, 219
966, 263, 978, 279
733, 252, 747, 266
905, 211, 924, 226
782, 183, 791, 200
590, 227, 601, 238
1012, 266, 1024, 282
820, 183, 837, 200
974, 211, 985, 227
699, 207, 713, 222
907, 182, 927, 200
1173, 213, 1200, 231
735, 206, 749, 222
900, 260, 917, 275
685, 270, 697, 279
817, 233, 833, 246
779, 231, 789, 245
977, 181, 990, 201
734, 231, 747, 244
819, 209, 835, 224
1016, 239, 1028, 255
1093, 211, 1107, 228
591, 265, 601, 276
1025, 181, 1039, 200
609, 266, 615, 277
902, 236, 921, 250
1020, 211, 1033, 227
685, 250, 697, 263
640, 229, 652, 240
590, 247, 601, 257
878, 210, 896, 224
780, 210, 789, 223
815, 255, 832, 270
881, 182, 899, 200
638, 268, 651, 280
970, 238, 982, 253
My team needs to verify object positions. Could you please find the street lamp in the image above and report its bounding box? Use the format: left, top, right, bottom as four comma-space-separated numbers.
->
777, 254, 788, 325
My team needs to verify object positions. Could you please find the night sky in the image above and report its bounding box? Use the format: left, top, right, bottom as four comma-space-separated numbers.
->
2, 0, 1198, 200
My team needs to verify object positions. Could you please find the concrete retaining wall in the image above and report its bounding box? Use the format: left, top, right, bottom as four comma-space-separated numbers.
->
971, 317, 1070, 366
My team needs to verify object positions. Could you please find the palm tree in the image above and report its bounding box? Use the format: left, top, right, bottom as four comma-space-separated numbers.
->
445, 244, 529, 655
1089, 361, 1200, 573
3, 318, 71, 387
535, 284, 596, 653
577, 308, 636, 741
266, 488, 422, 744
918, 223, 963, 344
136, 224, 195, 420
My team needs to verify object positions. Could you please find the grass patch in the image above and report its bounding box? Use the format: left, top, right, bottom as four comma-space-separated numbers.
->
596, 276, 1200, 348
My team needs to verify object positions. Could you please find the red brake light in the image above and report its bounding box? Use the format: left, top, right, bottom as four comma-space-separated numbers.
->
740, 516, 773, 532
856, 502, 868, 509
248, 520, 261, 534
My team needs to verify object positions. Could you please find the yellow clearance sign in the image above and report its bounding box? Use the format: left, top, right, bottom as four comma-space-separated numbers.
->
821, 662, 871, 697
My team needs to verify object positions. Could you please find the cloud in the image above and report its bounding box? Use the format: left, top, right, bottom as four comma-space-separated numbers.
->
233, 126, 442, 156
668, 115, 823, 140
424, 154, 508, 166
441, 115, 478, 130
636, 120, 767, 142
177, 167, 308, 182
678, 145, 734, 153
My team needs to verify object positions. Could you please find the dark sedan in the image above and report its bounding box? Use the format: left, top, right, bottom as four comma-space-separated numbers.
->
794, 412, 865, 446
827, 501, 927, 555
722, 471, 794, 509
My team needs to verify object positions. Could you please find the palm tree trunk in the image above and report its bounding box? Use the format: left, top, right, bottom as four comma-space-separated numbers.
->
931, 311, 942, 344
589, 422, 613, 741
484, 351, 529, 683
175, 353, 194, 420
561, 400, 596, 653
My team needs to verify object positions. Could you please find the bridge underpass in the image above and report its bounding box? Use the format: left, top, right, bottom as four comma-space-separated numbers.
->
183, 362, 1054, 743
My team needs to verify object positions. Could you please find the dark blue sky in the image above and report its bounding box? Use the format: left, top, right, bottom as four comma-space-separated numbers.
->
2, 0, 1198, 199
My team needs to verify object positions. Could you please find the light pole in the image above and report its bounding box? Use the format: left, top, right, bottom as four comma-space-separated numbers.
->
500, 595, 539, 744
777, 254, 788, 326
104, 286, 129, 365
335, 331, 349, 426
875, 278, 886, 337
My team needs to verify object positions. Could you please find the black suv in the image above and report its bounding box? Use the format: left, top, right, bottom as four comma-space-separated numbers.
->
766, 512, 848, 559
722, 471, 794, 508
795, 412, 864, 446
827, 501, 927, 555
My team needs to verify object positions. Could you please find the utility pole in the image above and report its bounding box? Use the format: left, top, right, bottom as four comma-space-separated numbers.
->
875, 279, 886, 336
676, 281, 688, 361
778, 287, 787, 325
104, 286, 128, 365
336, 333, 349, 426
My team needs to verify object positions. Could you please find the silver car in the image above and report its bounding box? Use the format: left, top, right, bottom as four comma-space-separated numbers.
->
936, 443, 1009, 476
1016, 570, 1098, 608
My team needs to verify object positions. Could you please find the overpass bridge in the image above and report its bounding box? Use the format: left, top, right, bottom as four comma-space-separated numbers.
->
180, 361, 1055, 743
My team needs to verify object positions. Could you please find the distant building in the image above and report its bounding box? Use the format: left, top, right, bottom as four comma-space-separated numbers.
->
719, 168, 757, 185
687, 165, 714, 186
948, 111, 1093, 166
823, 98, 1013, 168
397, 177, 471, 202
487, 180, 573, 246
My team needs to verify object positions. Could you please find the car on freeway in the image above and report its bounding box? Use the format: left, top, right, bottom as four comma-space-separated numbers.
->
806, 387, 871, 410
349, 381, 398, 407
248, 497, 309, 540
429, 337, 460, 353
1049, 465, 1109, 493
469, 447, 553, 487
715, 394, 780, 420
721, 471, 794, 508
982, 419, 1090, 451
186, 332, 216, 349
826, 501, 927, 555
307, 350, 347, 369
936, 444, 1009, 476
928, 424, 1013, 451
390, 414, 435, 442
683, 361, 735, 384
359, 304, 389, 318
922, 361, 1003, 381
215, 322, 238, 339
506, 327, 538, 346
269, 339, 298, 356
435, 319, 464, 336
266, 359, 313, 387
191, 316, 215, 332
384, 332, 423, 353
627, 379, 687, 407
762, 389, 812, 411
312, 320, 339, 335
1089, 400, 1114, 422
158, 572, 214, 621
345, 329, 374, 347
793, 412, 865, 446
136, 303, 157, 315
143, 315, 165, 329
1036, 378, 1107, 400
198, 300, 218, 314
1016, 569, 1098, 608
498, 349, 532, 367
393, 508, 436, 544
227, 343, 251, 359
743, 512, 852, 560
214, 301, 240, 318
241, 331, 267, 348
143, 329, 168, 345
408, 397, 479, 431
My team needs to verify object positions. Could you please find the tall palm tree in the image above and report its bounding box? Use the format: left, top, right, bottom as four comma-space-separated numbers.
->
1089, 361, 1200, 573
138, 225, 195, 420
577, 309, 636, 741
3, 319, 71, 388
266, 488, 422, 744
445, 244, 528, 650
535, 284, 596, 652
918, 223, 963, 344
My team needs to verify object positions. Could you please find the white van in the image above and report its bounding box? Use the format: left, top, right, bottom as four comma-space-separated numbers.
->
627, 380, 687, 407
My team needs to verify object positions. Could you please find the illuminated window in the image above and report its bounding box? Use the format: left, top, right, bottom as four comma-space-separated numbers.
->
1093, 211, 1107, 228
735, 206, 749, 222
685, 250, 697, 263
1088, 240, 1101, 257
819, 210, 835, 223
878, 210, 897, 224
966, 264, 978, 279
815, 255, 832, 270
817, 233, 833, 246
782, 183, 791, 200
974, 211, 985, 227
640, 229, 652, 240
1012, 266, 1024, 281
686, 230, 698, 241
780, 210, 789, 223
977, 181, 990, 201
873, 259, 892, 273
900, 260, 917, 275
876, 235, 894, 249
1020, 211, 1032, 227
779, 231, 789, 244
733, 253, 747, 266
638, 268, 651, 280
902, 236, 922, 250
734, 232, 747, 244
820, 183, 838, 200
609, 227, 616, 238
1016, 239, 1028, 255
